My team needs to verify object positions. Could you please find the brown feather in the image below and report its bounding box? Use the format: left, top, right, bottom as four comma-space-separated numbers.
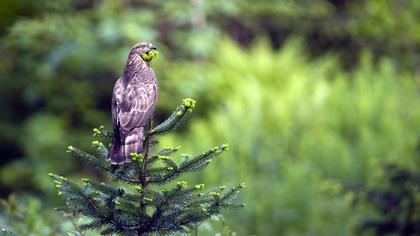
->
107, 42, 158, 164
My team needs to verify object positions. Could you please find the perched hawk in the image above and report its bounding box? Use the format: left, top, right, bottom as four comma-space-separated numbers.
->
107, 42, 159, 164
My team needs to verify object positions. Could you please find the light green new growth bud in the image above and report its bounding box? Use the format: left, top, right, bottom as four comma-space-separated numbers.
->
58, 191, 63, 196
141, 53, 150, 61
54, 180, 61, 184
134, 186, 142, 191
177, 181, 188, 188
59, 176, 67, 181
219, 185, 226, 190
81, 178, 89, 183
48, 172, 54, 177
66, 146, 74, 153
55, 184, 61, 188
182, 98, 196, 112
195, 184, 205, 190
144, 197, 153, 202
176, 111, 183, 116
221, 143, 229, 151
91, 140, 100, 147
95, 191, 101, 195
92, 128, 101, 136
130, 153, 140, 160
99, 125, 104, 129
167, 167, 174, 171
210, 192, 220, 197
239, 183, 246, 188
113, 199, 120, 205
141, 50, 159, 62
182, 98, 196, 107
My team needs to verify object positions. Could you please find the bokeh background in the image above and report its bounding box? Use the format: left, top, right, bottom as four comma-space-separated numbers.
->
0, 0, 419, 235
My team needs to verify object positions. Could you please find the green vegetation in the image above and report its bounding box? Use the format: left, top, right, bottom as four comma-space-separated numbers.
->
49, 99, 243, 235
0, 0, 419, 235
158, 39, 420, 235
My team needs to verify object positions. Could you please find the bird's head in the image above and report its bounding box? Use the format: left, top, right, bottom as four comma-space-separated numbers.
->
131, 42, 158, 62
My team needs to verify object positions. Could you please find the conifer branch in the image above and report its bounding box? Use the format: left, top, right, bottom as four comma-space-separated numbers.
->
145, 185, 183, 230
110, 162, 143, 184
67, 146, 111, 171
207, 183, 246, 214
149, 146, 180, 162
49, 174, 121, 228
92, 125, 113, 140
51, 99, 243, 235
91, 140, 109, 159
148, 144, 228, 184
150, 98, 196, 136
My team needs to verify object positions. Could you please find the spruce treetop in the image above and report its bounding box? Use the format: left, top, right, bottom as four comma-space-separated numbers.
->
50, 98, 244, 235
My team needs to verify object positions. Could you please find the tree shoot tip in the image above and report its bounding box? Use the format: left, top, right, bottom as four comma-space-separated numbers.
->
176, 181, 188, 188
182, 98, 196, 111
195, 184, 205, 190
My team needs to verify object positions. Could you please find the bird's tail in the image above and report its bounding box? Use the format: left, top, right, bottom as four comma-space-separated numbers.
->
107, 127, 144, 164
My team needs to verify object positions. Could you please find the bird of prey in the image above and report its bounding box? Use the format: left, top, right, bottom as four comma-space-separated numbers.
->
107, 42, 159, 164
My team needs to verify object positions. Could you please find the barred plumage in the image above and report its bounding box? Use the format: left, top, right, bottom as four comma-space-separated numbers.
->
107, 42, 158, 164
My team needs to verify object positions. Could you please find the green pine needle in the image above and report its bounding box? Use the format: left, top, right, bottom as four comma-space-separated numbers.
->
50, 99, 242, 235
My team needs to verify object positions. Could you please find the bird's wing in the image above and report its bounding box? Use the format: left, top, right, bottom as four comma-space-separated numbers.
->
111, 78, 125, 132
117, 74, 157, 137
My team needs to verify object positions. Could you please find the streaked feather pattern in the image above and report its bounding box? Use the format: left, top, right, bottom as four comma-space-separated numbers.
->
107, 42, 158, 164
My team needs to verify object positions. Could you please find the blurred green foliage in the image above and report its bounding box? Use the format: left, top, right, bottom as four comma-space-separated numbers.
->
0, 0, 419, 235
349, 165, 420, 235
159, 39, 420, 235
1, 194, 69, 235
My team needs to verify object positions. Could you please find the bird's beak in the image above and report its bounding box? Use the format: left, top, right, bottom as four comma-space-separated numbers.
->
148, 43, 157, 51
145, 45, 157, 54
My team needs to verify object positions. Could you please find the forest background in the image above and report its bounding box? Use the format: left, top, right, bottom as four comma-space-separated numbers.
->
0, 0, 419, 235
